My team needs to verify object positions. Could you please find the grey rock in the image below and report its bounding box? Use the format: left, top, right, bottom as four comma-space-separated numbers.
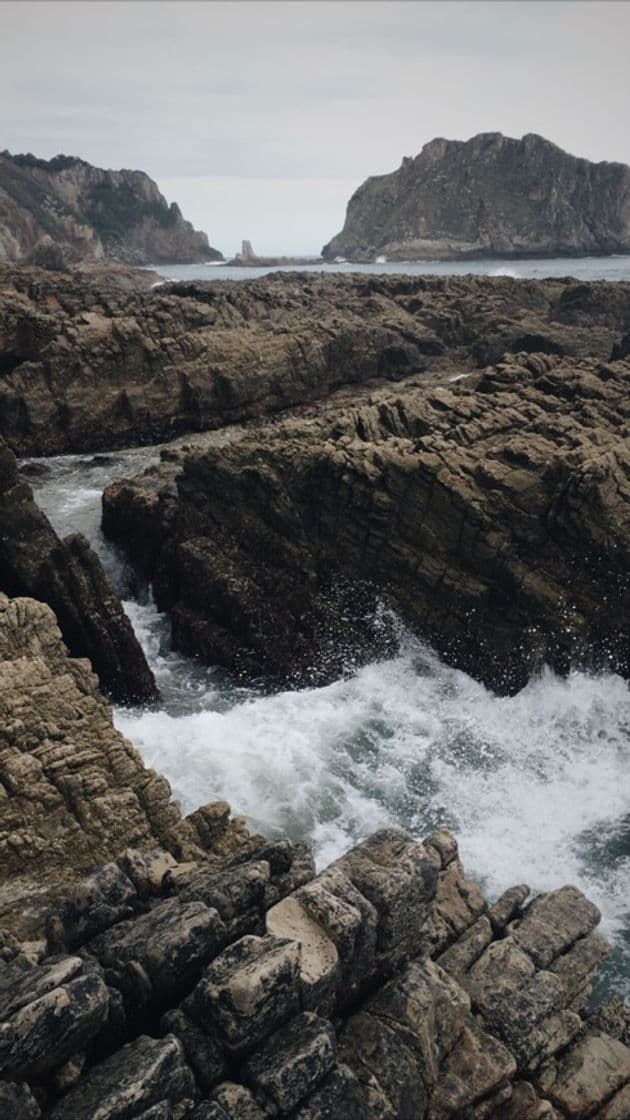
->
339, 1010, 427, 1120
488, 885, 530, 934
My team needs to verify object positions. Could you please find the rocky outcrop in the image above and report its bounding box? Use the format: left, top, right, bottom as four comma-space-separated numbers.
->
0, 593, 262, 935
102, 350, 630, 694
0, 438, 156, 702
1, 824, 629, 1118
0, 151, 222, 266
323, 132, 630, 261
2, 267, 630, 456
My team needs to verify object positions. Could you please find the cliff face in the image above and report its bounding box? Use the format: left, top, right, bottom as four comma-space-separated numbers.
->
323, 132, 630, 261
0, 151, 222, 266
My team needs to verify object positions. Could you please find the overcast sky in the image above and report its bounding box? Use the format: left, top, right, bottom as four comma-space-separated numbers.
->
2, 1, 630, 255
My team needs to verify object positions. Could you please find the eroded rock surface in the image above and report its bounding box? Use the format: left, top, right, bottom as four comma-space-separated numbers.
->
0, 594, 257, 934
2, 268, 630, 455
1, 825, 628, 1119
103, 351, 630, 693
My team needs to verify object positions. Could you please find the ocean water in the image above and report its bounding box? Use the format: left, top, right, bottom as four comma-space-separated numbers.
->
147, 254, 630, 285
29, 449, 630, 1004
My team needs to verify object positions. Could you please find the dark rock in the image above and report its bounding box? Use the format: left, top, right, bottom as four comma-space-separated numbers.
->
211, 1082, 269, 1119
161, 1008, 225, 1092
48, 1034, 195, 1119
0, 1080, 41, 1119
242, 1012, 336, 1113
323, 132, 630, 261
0, 438, 157, 703
291, 1064, 368, 1120
185, 935, 301, 1055
0, 967, 109, 1079
90, 896, 226, 1009
101, 350, 630, 693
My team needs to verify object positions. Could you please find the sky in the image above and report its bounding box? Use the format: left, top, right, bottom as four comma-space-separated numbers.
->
2, 0, 630, 256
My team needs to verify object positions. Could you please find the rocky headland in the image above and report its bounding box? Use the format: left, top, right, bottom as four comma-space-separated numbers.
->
2, 266, 630, 457
322, 132, 630, 262
2, 265, 630, 1117
0, 151, 222, 267
0, 596, 629, 1118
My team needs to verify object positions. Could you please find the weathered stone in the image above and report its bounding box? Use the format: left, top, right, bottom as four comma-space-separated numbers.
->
0, 969, 109, 1079
488, 886, 530, 934
429, 1020, 516, 1118
465, 937, 536, 1008
189, 1104, 230, 1120
186, 935, 301, 1054
339, 1010, 428, 1120
292, 1063, 370, 1119
364, 959, 470, 1092
211, 1082, 269, 1119
118, 849, 179, 899
242, 1012, 336, 1113
161, 1008, 225, 1092
593, 1082, 630, 1120
52, 862, 137, 948
296, 867, 378, 1005
491, 1081, 558, 1120
90, 896, 225, 1007
508, 887, 601, 969
0, 1080, 41, 1119
335, 828, 438, 956
479, 970, 566, 1064
265, 895, 339, 1013
549, 933, 610, 1006
428, 858, 487, 953
48, 1034, 195, 1119
423, 830, 459, 869
541, 1032, 630, 1119
172, 860, 269, 940
437, 915, 493, 978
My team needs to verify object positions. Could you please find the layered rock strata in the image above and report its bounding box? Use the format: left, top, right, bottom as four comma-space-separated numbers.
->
1, 823, 629, 1119
2, 267, 630, 455
0, 439, 156, 702
103, 351, 630, 693
0, 594, 254, 933
323, 132, 630, 261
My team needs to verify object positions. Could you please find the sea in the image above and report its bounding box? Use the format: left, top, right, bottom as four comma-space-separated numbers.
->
26, 254, 630, 1004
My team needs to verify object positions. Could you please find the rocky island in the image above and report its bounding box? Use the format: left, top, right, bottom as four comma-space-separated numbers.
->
322, 132, 630, 262
0, 151, 223, 267
1, 263, 630, 1117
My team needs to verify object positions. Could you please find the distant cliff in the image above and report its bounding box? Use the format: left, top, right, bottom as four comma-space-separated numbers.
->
0, 150, 223, 266
323, 132, 630, 261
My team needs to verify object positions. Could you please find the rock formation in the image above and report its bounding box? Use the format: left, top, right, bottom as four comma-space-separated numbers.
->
2, 267, 630, 456
1, 804, 629, 1117
102, 349, 630, 694
0, 438, 156, 702
0, 151, 222, 266
0, 593, 260, 934
322, 132, 630, 261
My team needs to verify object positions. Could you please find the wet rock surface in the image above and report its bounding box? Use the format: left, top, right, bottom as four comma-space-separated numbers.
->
0, 436, 156, 702
103, 349, 630, 693
2, 268, 630, 455
1, 824, 629, 1119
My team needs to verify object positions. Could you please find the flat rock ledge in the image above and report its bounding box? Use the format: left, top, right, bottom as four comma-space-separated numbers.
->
1, 824, 629, 1120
